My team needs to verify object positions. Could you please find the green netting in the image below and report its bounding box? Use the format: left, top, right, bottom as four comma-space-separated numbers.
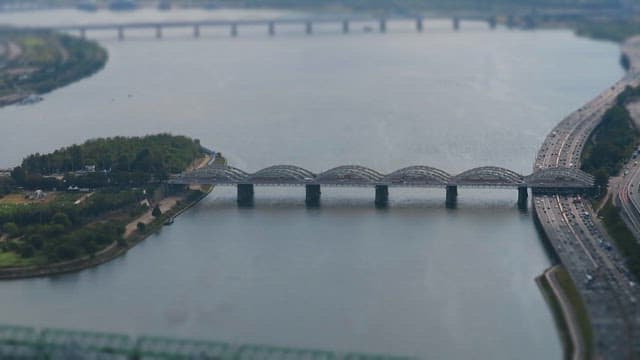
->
0, 324, 415, 360
136, 336, 230, 359
0, 325, 38, 345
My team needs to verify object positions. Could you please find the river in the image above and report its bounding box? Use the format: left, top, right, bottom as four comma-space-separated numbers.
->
0, 8, 625, 359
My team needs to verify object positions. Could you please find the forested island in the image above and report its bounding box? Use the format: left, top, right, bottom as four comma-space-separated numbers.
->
0, 134, 217, 278
0, 28, 107, 107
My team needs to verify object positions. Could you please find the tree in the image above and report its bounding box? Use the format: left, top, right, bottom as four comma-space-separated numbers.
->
10, 166, 25, 184
136, 222, 146, 232
51, 212, 71, 229
594, 168, 610, 194
151, 205, 162, 218
2, 222, 19, 238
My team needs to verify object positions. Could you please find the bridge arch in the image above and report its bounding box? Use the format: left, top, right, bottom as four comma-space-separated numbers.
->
526, 167, 594, 188
170, 165, 249, 184
453, 166, 524, 187
315, 165, 384, 185
383, 166, 451, 186
248, 165, 316, 185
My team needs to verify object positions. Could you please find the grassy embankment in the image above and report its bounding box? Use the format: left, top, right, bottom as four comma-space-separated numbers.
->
555, 267, 595, 360
536, 270, 574, 359
581, 85, 640, 281
0, 28, 107, 106
538, 266, 596, 359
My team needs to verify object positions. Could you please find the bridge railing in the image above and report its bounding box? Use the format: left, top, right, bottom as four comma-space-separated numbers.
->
169, 164, 595, 189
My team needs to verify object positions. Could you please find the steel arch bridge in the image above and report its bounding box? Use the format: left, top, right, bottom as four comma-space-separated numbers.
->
248, 165, 316, 185
315, 165, 385, 186
169, 164, 594, 189
383, 166, 451, 186
453, 166, 525, 188
525, 167, 595, 188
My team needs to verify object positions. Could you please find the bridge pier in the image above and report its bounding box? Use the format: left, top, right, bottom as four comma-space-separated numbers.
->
446, 185, 457, 208
155, 25, 162, 39
79, 28, 86, 39
117, 26, 124, 41
193, 25, 200, 38
237, 184, 254, 207
517, 186, 528, 210
230, 23, 238, 37
375, 185, 389, 208
342, 19, 349, 34
488, 16, 497, 29
452, 17, 460, 31
416, 17, 423, 32
305, 184, 321, 207
379, 19, 386, 33
306, 21, 313, 35
268, 21, 275, 36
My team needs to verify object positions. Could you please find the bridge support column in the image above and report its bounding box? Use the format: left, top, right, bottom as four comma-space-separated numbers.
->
375, 185, 389, 208
193, 25, 200, 38
230, 23, 238, 37
452, 17, 460, 31
488, 16, 497, 29
306, 21, 313, 35
416, 17, 423, 32
446, 185, 457, 208
379, 18, 386, 33
155, 25, 162, 39
268, 21, 275, 36
305, 184, 321, 207
518, 186, 528, 210
117, 26, 124, 41
237, 184, 254, 207
79, 28, 86, 39
342, 19, 349, 34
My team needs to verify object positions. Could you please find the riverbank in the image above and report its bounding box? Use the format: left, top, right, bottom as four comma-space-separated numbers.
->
537, 265, 594, 360
0, 154, 219, 280
0, 135, 219, 279
531, 35, 640, 358
0, 28, 107, 107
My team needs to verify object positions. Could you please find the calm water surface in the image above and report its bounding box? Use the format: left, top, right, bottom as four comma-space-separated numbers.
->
0, 9, 625, 359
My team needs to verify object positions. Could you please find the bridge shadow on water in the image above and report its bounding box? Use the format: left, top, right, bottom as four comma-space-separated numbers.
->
193, 187, 531, 213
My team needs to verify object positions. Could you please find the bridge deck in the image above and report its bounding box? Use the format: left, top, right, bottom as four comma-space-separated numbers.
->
169, 164, 594, 189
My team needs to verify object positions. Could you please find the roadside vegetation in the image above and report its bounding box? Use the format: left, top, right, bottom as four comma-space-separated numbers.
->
581, 86, 640, 281
599, 200, 640, 280
0, 134, 209, 269
536, 271, 573, 359
581, 86, 640, 197
0, 28, 107, 106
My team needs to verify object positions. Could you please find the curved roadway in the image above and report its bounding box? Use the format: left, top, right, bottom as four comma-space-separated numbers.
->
533, 36, 640, 359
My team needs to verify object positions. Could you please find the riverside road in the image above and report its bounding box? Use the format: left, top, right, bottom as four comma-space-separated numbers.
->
533, 36, 640, 359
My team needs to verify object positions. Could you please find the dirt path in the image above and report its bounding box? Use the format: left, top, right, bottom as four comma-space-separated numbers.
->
124, 155, 213, 237
124, 196, 180, 238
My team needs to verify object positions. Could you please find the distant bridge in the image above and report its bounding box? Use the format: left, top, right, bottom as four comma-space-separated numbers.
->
32, 14, 521, 40
169, 165, 594, 208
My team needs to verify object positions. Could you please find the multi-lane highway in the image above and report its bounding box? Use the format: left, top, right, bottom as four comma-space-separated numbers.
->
534, 36, 640, 359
